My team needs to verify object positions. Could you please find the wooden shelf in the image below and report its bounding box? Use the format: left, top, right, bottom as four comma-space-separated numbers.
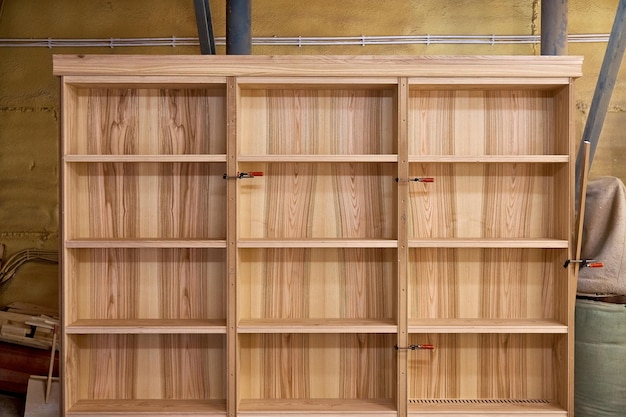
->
237, 319, 397, 334
66, 319, 227, 334
408, 155, 569, 163
408, 399, 565, 416
65, 239, 227, 248
238, 398, 397, 415
237, 154, 398, 163
238, 239, 398, 248
408, 319, 568, 334
408, 238, 569, 248
64, 154, 227, 163
57, 55, 579, 417
67, 399, 226, 416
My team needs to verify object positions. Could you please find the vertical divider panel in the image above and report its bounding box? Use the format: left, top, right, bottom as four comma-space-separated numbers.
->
59, 79, 73, 413
397, 77, 409, 417
562, 82, 576, 415
226, 77, 238, 417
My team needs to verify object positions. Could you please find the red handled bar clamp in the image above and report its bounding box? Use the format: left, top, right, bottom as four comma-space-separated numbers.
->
394, 344, 435, 350
223, 171, 264, 179
563, 259, 604, 268
395, 177, 435, 183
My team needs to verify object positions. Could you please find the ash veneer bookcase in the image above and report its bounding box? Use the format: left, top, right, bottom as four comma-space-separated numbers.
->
54, 55, 582, 417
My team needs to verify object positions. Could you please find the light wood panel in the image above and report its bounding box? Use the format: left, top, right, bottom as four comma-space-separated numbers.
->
65, 162, 226, 239
52, 55, 584, 79
407, 163, 563, 240
68, 334, 225, 402
65, 87, 226, 155
407, 334, 560, 402
408, 90, 558, 156
408, 249, 566, 322
238, 334, 396, 401
238, 163, 396, 239
68, 248, 225, 323
238, 248, 395, 322
237, 88, 395, 156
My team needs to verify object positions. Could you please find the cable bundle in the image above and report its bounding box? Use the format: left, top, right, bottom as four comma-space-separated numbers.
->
0, 246, 58, 292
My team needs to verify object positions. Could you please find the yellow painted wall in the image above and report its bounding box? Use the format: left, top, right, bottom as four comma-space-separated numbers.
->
0, 0, 623, 308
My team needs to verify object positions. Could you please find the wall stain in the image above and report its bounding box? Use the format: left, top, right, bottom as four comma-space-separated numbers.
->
0, 106, 58, 121
531, 0, 539, 55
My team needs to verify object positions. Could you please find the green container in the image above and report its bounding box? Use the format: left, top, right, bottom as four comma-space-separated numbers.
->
575, 299, 626, 416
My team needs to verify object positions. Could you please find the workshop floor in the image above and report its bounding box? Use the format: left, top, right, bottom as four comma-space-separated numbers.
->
0, 392, 24, 417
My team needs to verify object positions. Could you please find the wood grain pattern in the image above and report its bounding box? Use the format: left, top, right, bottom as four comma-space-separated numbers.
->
239, 249, 395, 322
72, 87, 226, 155
159, 89, 226, 155
72, 248, 225, 321
74, 334, 225, 401
69, 162, 226, 239
52, 55, 584, 78
407, 334, 558, 401
238, 88, 394, 156
239, 334, 395, 401
408, 90, 556, 156
408, 249, 564, 321
407, 164, 559, 240
87, 89, 138, 155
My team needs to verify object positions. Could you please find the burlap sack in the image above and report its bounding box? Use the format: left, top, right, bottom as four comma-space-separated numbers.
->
578, 176, 626, 296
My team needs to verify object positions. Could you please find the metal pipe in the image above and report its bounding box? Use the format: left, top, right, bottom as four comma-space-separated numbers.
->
226, 0, 251, 54
194, 0, 216, 54
541, 0, 568, 55
575, 0, 626, 196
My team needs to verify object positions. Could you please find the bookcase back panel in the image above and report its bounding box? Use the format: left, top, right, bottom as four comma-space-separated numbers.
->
408, 89, 563, 156
238, 333, 396, 400
238, 88, 396, 155
238, 163, 397, 239
407, 163, 563, 239
407, 333, 559, 400
66, 163, 226, 239
69, 334, 225, 401
408, 248, 566, 320
65, 87, 226, 155
238, 248, 396, 320
68, 248, 225, 321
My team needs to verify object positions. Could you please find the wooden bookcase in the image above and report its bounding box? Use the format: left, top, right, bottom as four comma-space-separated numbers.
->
54, 55, 582, 417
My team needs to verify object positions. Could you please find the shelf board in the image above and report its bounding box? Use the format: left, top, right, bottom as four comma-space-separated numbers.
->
65, 239, 227, 249
238, 398, 397, 415
408, 238, 569, 249
408, 318, 568, 334
408, 155, 569, 163
64, 154, 227, 163
237, 319, 397, 333
66, 319, 227, 334
237, 154, 398, 163
238, 239, 398, 248
67, 399, 226, 415
408, 398, 565, 416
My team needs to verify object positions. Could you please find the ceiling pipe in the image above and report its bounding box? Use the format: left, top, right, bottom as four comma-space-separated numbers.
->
541, 0, 568, 55
576, 0, 626, 196
226, 0, 251, 54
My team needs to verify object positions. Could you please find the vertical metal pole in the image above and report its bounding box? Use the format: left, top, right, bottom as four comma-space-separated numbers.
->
193, 0, 216, 54
226, 0, 251, 55
575, 0, 626, 196
541, 0, 568, 55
